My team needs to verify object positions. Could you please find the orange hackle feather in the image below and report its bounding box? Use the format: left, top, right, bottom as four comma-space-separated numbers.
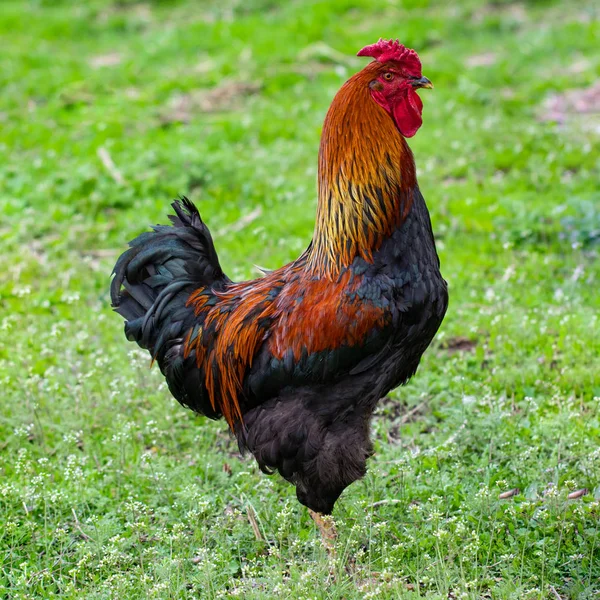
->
308, 61, 416, 276
186, 277, 279, 425
184, 59, 418, 429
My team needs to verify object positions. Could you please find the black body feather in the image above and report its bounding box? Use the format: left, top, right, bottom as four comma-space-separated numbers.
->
236, 187, 448, 513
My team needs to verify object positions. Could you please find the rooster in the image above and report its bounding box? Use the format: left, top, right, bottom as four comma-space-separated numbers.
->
111, 39, 448, 543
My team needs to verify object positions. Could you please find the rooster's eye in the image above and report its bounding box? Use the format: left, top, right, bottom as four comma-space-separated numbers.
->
383, 72, 394, 81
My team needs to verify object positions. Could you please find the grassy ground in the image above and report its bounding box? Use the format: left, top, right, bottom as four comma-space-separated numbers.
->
1, 0, 599, 598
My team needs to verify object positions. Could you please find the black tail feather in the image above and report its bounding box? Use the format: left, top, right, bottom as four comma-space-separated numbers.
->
111, 197, 229, 358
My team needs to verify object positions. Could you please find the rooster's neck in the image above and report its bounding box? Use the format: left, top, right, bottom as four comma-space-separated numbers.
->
307, 67, 417, 277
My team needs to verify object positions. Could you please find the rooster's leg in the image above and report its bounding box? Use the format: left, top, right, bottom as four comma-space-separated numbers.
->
308, 509, 338, 555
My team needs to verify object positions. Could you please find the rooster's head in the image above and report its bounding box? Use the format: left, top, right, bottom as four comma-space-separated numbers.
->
358, 39, 432, 138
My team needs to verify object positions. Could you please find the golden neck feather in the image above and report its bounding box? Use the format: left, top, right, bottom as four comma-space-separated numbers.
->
306, 64, 417, 277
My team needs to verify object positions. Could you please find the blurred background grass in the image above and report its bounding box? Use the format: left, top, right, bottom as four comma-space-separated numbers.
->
1, 0, 599, 598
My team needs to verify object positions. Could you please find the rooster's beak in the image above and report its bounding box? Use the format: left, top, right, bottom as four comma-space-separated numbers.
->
411, 76, 433, 90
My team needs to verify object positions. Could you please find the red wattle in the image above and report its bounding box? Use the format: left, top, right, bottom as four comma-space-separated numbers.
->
393, 89, 423, 138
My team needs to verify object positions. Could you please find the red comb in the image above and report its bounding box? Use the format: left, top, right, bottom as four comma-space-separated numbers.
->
357, 39, 421, 73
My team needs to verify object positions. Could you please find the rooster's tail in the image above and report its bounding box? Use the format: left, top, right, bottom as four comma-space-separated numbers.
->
110, 197, 229, 361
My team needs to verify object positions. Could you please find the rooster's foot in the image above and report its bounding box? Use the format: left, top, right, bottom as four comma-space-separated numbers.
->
308, 509, 338, 556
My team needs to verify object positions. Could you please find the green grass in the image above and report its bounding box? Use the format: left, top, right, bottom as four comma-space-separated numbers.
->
1, 0, 599, 597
